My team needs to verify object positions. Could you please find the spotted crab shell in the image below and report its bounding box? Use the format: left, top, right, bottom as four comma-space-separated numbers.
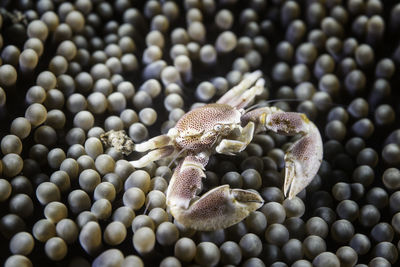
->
175, 103, 241, 137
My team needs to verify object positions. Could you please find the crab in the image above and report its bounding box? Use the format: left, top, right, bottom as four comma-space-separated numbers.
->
101, 70, 323, 231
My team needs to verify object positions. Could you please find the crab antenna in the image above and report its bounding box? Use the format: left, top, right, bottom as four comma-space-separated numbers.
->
143, 198, 152, 215
244, 99, 303, 113
244, 98, 345, 113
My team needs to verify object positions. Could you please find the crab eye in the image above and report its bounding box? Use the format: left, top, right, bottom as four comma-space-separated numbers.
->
213, 124, 222, 131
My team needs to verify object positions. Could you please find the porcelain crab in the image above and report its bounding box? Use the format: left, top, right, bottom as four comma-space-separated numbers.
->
101, 70, 323, 231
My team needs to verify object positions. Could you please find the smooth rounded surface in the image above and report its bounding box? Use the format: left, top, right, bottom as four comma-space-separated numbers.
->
4, 255, 32, 267
133, 227, 155, 255
366, 187, 388, 209
131, 215, 155, 233
336, 200, 359, 222
195, 242, 220, 267
382, 144, 400, 166
156, 222, 179, 246
9, 232, 34, 255
9, 193, 34, 218
245, 211, 267, 235
172, 237, 196, 262
65, 11, 85, 32
371, 222, 394, 243
145, 190, 166, 210
148, 208, 168, 228
129, 123, 149, 143
0, 65, 17, 86
92, 249, 124, 267
369, 257, 391, 267
123, 187, 145, 210
45, 237, 67, 261
336, 246, 358, 267
306, 217, 329, 238
139, 108, 157, 126
242, 169, 262, 190
36, 182, 60, 205
73, 111, 94, 131
312, 252, 340, 267
91, 199, 112, 220
221, 241, 243, 266
2, 153, 23, 177
32, 219, 56, 242
10, 118, 31, 140
111, 206, 134, 227
122, 255, 144, 267
19, 49, 38, 71
331, 219, 355, 243
0, 214, 26, 239
75, 211, 98, 229
349, 233, 371, 255
68, 189, 91, 214
24, 38, 43, 57
283, 197, 305, 218
79, 169, 101, 193
94, 154, 115, 176
325, 120, 346, 141
0, 179, 12, 202
216, 31, 237, 53
375, 104, 395, 126
240, 233, 262, 258
261, 202, 286, 224
44, 201, 68, 223
79, 221, 102, 255
359, 204, 380, 228
103, 221, 127, 246
55, 219, 78, 244
265, 224, 290, 246
27, 20, 48, 41
383, 168, 400, 190
94, 182, 116, 202
25, 103, 47, 127
372, 241, 398, 264
303, 235, 327, 259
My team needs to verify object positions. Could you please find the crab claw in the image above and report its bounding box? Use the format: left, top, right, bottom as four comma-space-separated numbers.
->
283, 122, 323, 199
170, 185, 263, 231
241, 107, 323, 199
231, 188, 265, 212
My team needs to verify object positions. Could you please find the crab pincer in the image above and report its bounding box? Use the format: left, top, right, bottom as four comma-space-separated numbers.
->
166, 154, 264, 231
242, 107, 323, 199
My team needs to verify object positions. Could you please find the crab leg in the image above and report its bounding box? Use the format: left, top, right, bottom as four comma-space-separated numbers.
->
217, 70, 263, 106
167, 153, 264, 231
216, 122, 255, 155
228, 78, 265, 109
241, 107, 323, 199
134, 135, 173, 152
130, 146, 176, 168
